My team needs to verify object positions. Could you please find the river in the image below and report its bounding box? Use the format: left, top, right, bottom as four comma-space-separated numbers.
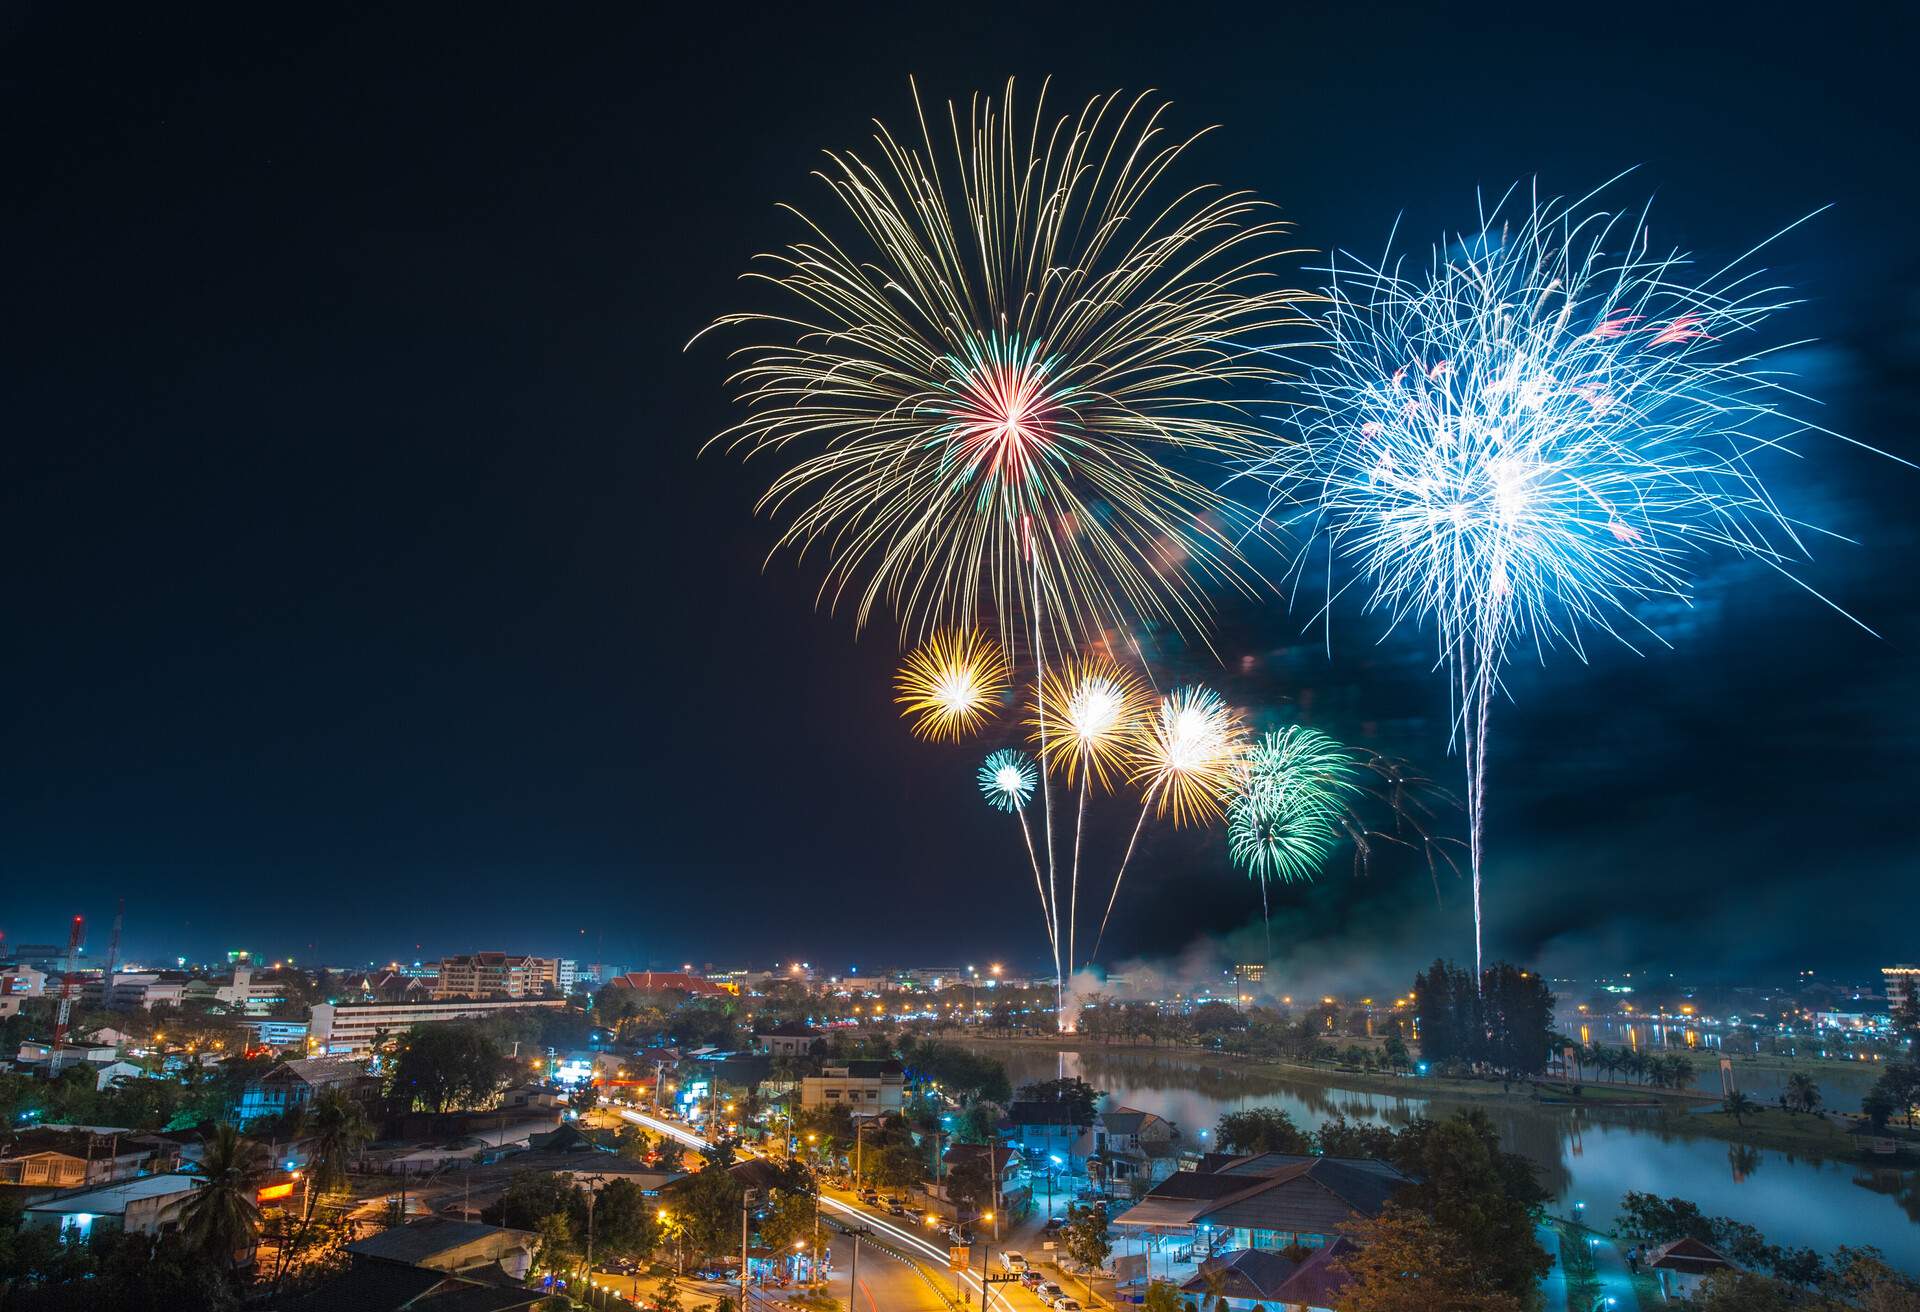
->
969, 1042, 1920, 1270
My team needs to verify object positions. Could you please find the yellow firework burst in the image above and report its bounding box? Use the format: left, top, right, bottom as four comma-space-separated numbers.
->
1029, 655, 1154, 791
894, 630, 1011, 742
700, 78, 1309, 645
1130, 685, 1248, 827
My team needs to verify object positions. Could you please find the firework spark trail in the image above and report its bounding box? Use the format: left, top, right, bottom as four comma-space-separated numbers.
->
1245, 178, 1884, 978
1226, 725, 1361, 959
1089, 684, 1247, 961
706, 79, 1307, 1019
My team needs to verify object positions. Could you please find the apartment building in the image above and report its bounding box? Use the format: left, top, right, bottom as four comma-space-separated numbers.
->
309, 997, 569, 1057
434, 953, 563, 999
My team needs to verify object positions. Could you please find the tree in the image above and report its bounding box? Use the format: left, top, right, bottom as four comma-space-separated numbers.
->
1783, 1072, 1821, 1115
1411, 959, 1479, 1068
1014, 1076, 1100, 1123
1215, 1108, 1310, 1155
874, 1142, 929, 1191
533, 1212, 578, 1276
1314, 1115, 1398, 1160
486, 1171, 580, 1231
1893, 988, 1920, 1055
1140, 1280, 1186, 1312
945, 1152, 994, 1216
388, 1023, 507, 1112
1866, 1062, 1920, 1128
673, 1166, 745, 1267
1337, 1206, 1527, 1312
757, 1189, 816, 1256
1061, 1206, 1112, 1273
178, 1123, 266, 1273
1721, 1090, 1760, 1126
592, 1179, 663, 1260
1389, 1111, 1549, 1304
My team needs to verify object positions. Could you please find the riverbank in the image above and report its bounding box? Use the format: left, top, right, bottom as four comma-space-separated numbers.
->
963, 1034, 1913, 1167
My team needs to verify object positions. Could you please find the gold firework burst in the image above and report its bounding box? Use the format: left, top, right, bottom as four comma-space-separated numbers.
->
1029, 654, 1154, 791
894, 629, 1011, 742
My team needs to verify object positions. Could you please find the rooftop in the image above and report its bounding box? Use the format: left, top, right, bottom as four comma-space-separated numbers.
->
345, 1218, 535, 1266
24, 1173, 202, 1215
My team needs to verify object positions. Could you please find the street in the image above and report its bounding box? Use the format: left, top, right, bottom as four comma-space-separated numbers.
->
617, 1108, 1084, 1312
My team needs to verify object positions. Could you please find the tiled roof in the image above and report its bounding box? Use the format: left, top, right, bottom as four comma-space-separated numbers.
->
1006, 1101, 1091, 1127
345, 1218, 534, 1266
1647, 1236, 1737, 1275
1178, 1237, 1358, 1303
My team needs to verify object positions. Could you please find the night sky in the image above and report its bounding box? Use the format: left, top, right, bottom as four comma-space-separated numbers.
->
4, 4, 1916, 986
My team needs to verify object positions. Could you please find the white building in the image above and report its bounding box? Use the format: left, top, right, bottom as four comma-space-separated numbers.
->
434, 953, 564, 1000
309, 997, 569, 1057
23, 1173, 203, 1240
212, 967, 287, 1016
1884, 965, 1919, 1015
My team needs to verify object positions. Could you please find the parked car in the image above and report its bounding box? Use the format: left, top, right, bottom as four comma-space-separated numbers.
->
1053, 1300, 1082, 1311
886, 1204, 912, 1218
859, 1191, 881, 1205
1036, 1282, 1065, 1304
1020, 1270, 1046, 1289
999, 1251, 1027, 1273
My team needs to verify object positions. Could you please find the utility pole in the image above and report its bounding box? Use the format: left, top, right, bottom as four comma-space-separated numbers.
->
50, 916, 85, 1062
739, 1187, 754, 1311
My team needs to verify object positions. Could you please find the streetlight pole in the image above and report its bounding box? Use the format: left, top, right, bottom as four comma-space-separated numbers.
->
975, 1211, 996, 1311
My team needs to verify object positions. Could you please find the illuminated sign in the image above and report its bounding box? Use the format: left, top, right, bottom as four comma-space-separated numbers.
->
256, 1182, 295, 1202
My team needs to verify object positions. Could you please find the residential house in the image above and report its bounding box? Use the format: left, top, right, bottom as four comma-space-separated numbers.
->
1094, 1107, 1182, 1195
235, 1057, 379, 1126
1177, 1239, 1358, 1311
1115, 1152, 1409, 1257
800, 1061, 904, 1115
1646, 1236, 1738, 1301
754, 1022, 824, 1057
0, 1128, 158, 1188
345, 1216, 540, 1281
1003, 1100, 1097, 1187
90, 1059, 148, 1091
22, 1173, 203, 1240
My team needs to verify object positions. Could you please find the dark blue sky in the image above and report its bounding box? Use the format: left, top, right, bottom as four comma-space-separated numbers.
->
2, 4, 1914, 986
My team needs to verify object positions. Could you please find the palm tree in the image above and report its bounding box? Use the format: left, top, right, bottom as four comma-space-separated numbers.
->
181, 1122, 267, 1273
1721, 1091, 1760, 1126
1784, 1072, 1821, 1115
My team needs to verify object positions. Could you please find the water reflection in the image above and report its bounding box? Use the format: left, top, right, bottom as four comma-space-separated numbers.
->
969, 1043, 1919, 1270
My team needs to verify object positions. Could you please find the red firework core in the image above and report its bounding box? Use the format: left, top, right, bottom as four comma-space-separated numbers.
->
949, 357, 1059, 483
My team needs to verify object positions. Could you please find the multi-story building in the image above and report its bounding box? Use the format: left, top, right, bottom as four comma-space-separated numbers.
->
556, 959, 577, 995
434, 953, 562, 1000
308, 997, 569, 1057
1885, 965, 1920, 1016
234, 1057, 380, 1126
212, 967, 288, 1016
107, 971, 211, 1010
799, 1060, 904, 1116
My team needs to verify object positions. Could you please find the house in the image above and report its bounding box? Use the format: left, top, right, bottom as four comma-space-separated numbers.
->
1003, 1100, 1097, 1183
22, 1173, 203, 1240
1094, 1107, 1181, 1194
235, 1056, 378, 1126
754, 1022, 824, 1057
1177, 1238, 1358, 1311
91, 1059, 149, 1091
800, 1061, 904, 1115
1115, 1153, 1409, 1255
0, 1127, 158, 1188
1645, 1236, 1738, 1301
931, 1143, 1028, 1217
268, 1262, 564, 1311
345, 1216, 540, 1282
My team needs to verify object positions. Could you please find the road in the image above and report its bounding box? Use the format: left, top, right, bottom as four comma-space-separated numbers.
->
617, 1108, 1074, 1312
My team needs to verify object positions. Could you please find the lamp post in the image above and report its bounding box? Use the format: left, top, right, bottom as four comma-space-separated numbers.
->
580, 1173, 608, 1277
975, 1210, 996, 1311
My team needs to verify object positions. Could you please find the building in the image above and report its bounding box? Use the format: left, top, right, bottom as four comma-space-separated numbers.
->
106, 971, 210, 1010
1177, 1239, 1357, 1311
754, 1022, 823, 1057
434, 954, 563, 1000
308, 997, 569, 1057
1003, 1100, 1098, 1182
345, 1217, 539, 1282
1885, 965, 1919, 1015
1115, 1152, 1410, 1257
213, 966, 289, 1016
22, 1173, 203, 1240
605, 970, 729, 998
1, 964, 48, 997
234, 1057, 380, 1126
1093, 1107, 1182, 1194
241, 1018, 312, 1050
1645, 1236, 1738, 1301
1232, 963, 1266, 984
799, 1061, 904, 1115
0, 1128, 160, 1188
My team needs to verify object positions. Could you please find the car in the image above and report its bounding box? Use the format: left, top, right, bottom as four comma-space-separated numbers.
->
1035, 1282, 1065, 1304
859, 1191, 881, 1205
886, 1204, 912, 1218
1052, 1300, 1082, 1311
999, 1251, 1027, 1273
884, 1194, 907, 1207
1019, 1270, 1045, 1289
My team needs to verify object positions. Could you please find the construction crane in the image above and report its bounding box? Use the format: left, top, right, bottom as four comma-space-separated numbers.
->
101, 900, 124, 1002
50, 915, 85, 1060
